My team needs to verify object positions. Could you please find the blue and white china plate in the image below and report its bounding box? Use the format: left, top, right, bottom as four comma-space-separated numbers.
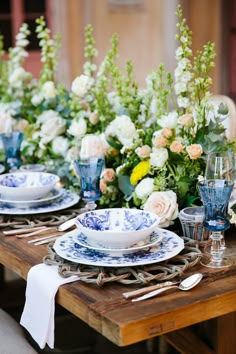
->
53, 229, 184, 267
0, 187, 63, 209
73, 228, 163, 256
0, 164, 5, 174
0, 189, 79, 215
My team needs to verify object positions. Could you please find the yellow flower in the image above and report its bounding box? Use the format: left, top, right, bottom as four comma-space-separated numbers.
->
130, 160, 150, 186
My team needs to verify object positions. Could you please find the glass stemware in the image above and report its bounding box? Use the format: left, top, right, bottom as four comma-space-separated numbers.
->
74, 157, 105, 211
0, 132, 24, 171
204, 151, 234, 252
199, 179, 234, 268
74, 134, 105, 211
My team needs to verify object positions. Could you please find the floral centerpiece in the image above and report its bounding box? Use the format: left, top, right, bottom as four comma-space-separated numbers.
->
0, 5, 234, 227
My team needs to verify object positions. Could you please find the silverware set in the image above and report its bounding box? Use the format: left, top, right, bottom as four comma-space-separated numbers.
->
3, 218, 77, 245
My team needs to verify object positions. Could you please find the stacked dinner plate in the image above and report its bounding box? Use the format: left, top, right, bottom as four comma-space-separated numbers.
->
0, 171, 80, 214
53, 209, 185, 267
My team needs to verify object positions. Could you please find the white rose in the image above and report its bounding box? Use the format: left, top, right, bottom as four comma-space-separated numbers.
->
71, 75, 93, 97
52, 136, 69, 156
150, 148, 168, 168
144, 191, 179, 227
41, 81, 57, 99
37, 110, 60, 124
105, 115, 137, 147
158, 111, 178, 129
135, 178, 154, 200
0, 112, 14, 133
80, 134, 104, 158
38, 112, 66, 145
67, 118, 87, 137
31, 93, 43, 106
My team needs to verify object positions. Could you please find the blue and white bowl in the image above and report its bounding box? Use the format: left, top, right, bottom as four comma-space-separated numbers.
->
75, 208, 160, 249
0, 172, 60, 201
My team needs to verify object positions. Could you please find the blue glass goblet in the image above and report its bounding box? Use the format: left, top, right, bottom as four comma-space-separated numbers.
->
0, 132, 24, 171
74, 157, 105, 211
199, 179, 234, 268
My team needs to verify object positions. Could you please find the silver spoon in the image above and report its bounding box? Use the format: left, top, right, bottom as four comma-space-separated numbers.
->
132, 273, 203, 302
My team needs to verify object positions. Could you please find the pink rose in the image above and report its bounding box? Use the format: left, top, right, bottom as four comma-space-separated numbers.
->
170, 141, 183, 154
102, 168, 116, 182
136, 145, 151, 158
178, 113, 193, 127
144, 191, 178, 227
186, 144, 203, 160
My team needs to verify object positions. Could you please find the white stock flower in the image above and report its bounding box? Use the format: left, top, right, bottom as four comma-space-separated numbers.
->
67, 118, 87, 137
144, 190, 178, 227
52, 136, 69, 156
71, 74, 93, 97
8, 67, 27, 88
135, 177, 154, 200
150, 148, 168, 168
41, 81, 57, 99
177, 96, 190, 109
158, 111, 178, 129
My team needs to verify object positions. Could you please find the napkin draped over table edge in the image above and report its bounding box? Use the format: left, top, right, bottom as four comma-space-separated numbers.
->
20, 263, 79, 349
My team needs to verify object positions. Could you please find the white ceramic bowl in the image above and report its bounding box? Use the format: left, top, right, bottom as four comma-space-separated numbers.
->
0, 172, 60, 201
75, 208, 160, 249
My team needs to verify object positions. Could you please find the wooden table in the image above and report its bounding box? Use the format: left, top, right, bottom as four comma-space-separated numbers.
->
1, 229, 236, 354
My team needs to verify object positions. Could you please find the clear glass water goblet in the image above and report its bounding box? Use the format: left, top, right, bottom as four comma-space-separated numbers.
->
74, 157, 105, 211
199, 179, 234, 268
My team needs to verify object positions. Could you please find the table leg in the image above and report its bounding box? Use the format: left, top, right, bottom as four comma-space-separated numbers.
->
0, 264, 5, 289
214, 312, 236, 354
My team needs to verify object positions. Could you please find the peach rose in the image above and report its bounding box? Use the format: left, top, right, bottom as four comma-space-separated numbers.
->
100, 179, 107, 194
89, 112, 99, 125
144, 190, 178, 227
136, 145, 151, 158
102, 168, 116, 183
80, 100, 89, 111
161, 128, 173, 139
170, 141, 183, 154
153, 136, 168, 148
178, 113, 193, 127
186, 144, 203, 160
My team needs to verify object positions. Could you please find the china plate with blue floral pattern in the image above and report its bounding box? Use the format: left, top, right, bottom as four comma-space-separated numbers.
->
53, 229, 184, 267
73, 228, 163, 256
0, 187, 63, 209
0, 189, 79, 215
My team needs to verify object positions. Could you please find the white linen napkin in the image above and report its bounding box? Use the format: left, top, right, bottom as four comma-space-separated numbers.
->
20, 263, 79, 349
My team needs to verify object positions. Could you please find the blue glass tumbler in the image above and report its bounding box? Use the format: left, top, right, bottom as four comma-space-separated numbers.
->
199, 179, 234, 268
74, 157, 105, 210
0, 132, 24, 170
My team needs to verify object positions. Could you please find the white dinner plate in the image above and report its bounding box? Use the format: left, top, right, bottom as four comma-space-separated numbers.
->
0, 187, 63, 209
53, 229, 184, 267
0, 189, 79, 215
73, 228, 163, 255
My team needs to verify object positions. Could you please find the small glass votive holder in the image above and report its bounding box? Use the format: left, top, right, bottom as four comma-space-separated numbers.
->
179, 206, 210, 241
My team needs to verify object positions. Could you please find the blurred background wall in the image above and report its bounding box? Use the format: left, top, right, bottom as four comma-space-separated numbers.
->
0, 0, 235, 99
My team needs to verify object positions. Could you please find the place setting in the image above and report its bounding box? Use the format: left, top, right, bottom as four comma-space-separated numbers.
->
52, 208, 185, 267
0, 170, 80, 215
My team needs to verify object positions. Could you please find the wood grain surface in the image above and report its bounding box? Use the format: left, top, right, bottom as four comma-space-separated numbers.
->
1, 229, 236, 352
